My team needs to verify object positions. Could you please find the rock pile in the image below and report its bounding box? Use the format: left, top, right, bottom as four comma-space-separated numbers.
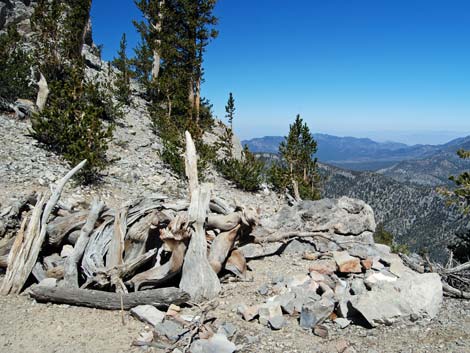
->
237, 197, 443, 334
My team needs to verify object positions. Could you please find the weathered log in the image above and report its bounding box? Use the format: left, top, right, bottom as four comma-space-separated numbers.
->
85, 248, 158, 290
47, 211, 89, 246
180, 183, 221, 301
225, 249, 247, 278
124, 212, 154, 262
128, 242, 186, 291
0, 237, 15, 268
442, 282, 470, 299
81, 218, 114, 279
107, 205, 128, 293
28, 285, 190, 310
0, 195, 46, 295
208, 225, 240, 274
64, 199, 105, 288
206, 212, 242, 231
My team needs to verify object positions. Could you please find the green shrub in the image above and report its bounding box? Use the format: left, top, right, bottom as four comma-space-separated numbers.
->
216, 146, 264, 192
374, 223, 409, 254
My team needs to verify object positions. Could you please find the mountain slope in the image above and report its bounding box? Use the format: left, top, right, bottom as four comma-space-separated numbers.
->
319, 163, 467, 262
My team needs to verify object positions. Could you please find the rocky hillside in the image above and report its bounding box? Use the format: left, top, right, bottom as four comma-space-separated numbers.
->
319, 163, 468, 262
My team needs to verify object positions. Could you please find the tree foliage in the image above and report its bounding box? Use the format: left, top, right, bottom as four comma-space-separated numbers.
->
30, 67, 114, 183
0, 26, 35, 103
112, 33, 132, 105
269, 115, 321, 200
446, 150, 470, 262
29, 1, 114, 183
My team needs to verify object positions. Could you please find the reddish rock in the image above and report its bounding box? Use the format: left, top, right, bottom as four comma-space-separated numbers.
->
361, 258, 373, 270
333, 251, 362, 273
308, 259, 337, 275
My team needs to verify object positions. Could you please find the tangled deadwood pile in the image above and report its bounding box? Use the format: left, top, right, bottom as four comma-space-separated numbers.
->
0, 132, 258, 307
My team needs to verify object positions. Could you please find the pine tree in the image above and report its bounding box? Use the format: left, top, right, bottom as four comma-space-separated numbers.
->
112, 33, 132, 105
225, 92, 235, 128
271, 114, 321, 200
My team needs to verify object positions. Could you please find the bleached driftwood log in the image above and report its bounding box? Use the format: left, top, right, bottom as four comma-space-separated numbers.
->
0, 159, 86, 295
29, 285, 190, 310
179, 131, 221, 301
63, 198, 105, 288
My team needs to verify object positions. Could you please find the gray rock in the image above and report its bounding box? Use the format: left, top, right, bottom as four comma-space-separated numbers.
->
258, 284, 269, 295
238, 242, 283, 259
258, 302, 282, 326
351, 272, 443, 327
350, 278, 366, 295
217, 322, 237, 339
334, 318, 351, 329
283, 239, 316, 254
299, 298, 335, 329
333, 251, 362, 273
155, 320, 184, 342
190, 334, 237, 353
275, 291, 296, 315
130, 305, 165, 326
268, 315, 286, 330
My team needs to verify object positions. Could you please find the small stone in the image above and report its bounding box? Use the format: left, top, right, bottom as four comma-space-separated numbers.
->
361, 258, 373, 270
313, 324, 328, 338
258, 284, 269, 295
155, 320, 184, 342
335, 338, 350, 353
283, 239, 316, 254
334, 318, 351, 329
371, 257, 384, 270
217, 322, 237, 338
286, 274, 310, 288
131, 305, 165, 326
350, 278, 366, 295
333, 251, 362, 273
303, 251, 318, 261
237, 304, 259, 321
275, 292, 296, 315
258, 302, 282, 326
190, 334, 236, 353
308, 259, 337, 275
268, 315, 286, 330
309, 271, 325, 282
299, 298, 334, 329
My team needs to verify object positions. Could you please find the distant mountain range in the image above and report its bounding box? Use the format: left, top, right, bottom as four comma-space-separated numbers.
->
244, 134, 470, 185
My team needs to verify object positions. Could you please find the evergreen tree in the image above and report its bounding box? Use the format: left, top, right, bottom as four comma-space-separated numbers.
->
444, 149, 470, 263
112, 33, 132, 105
0, 26, 35, 103
225, 92, 235, 128
270, 114, 320, 200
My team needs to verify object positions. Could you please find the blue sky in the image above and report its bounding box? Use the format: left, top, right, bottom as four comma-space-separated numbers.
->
90, 0, 470, 145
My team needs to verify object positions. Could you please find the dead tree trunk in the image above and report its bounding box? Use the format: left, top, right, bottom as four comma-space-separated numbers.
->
179, 131, 221, 301
36, 72, 49, 112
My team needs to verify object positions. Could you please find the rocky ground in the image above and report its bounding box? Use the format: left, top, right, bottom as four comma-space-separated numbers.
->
1, 112, 469, 353
1, 252, 469, 353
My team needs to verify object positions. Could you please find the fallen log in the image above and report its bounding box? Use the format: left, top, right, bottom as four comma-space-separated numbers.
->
28, 285, 190, 310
